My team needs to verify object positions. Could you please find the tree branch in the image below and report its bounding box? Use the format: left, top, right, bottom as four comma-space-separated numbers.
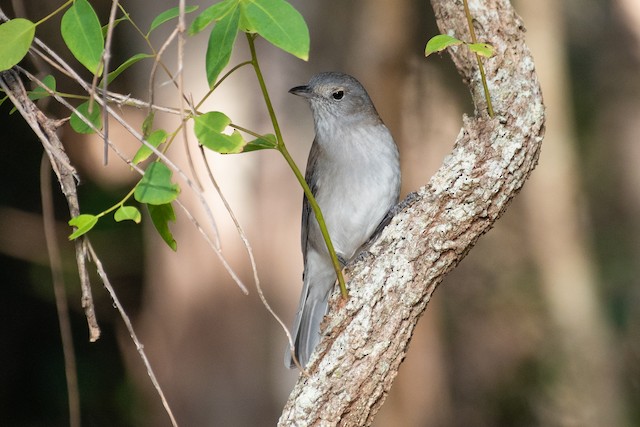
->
0, 69, 101, 342
279, 0, 545, 425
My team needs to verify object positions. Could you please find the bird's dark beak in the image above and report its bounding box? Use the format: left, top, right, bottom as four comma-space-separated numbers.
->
289, 85, 312, 98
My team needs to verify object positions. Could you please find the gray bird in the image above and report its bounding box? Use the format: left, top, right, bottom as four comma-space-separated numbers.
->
286, 72, 401, 368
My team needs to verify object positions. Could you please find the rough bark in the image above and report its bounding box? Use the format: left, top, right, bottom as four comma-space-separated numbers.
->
278, 0, 545, 425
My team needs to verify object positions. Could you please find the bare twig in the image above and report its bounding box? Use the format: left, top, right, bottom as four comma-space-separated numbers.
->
198, 146, 302, 366
98, 0, 122, 165
0, 69, 101, 341
40, 155, 81, 427
85, 241, 179, 427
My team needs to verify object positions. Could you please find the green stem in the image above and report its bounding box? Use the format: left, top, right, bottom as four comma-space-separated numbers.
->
463, 0, 494, 118
245, 33, 348, 299
194, 60, 253, 112
35, 0, 73, 27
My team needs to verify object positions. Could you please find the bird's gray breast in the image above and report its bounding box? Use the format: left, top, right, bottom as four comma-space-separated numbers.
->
309, 122, 400, 261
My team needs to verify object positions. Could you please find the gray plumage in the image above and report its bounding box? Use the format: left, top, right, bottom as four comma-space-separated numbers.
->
285, 72, 401, 368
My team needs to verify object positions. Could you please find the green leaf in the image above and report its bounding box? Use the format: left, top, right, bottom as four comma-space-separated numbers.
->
189, 0, 238, 35
193, 112, 276, 153
193, 111, 243, 153
114, 205, 142, 223
243, 133, 277, 152
199, 130, 245, 153
132, 129, 167, 164
0, 18, 36, 71
148, 5, 199, 35
240, 0, 309, 60
101, 53, 154, 85
28, 75, 56, 101
205, 6, 240, 87
70, 100, 102, 134
468, 42, 495, 58
68, 214, 99, 239
134, 162, 180, 205
61, 0, 105, 75
148, 203, 177, 251
142, 111, 156, 137
425, 34, 464, 57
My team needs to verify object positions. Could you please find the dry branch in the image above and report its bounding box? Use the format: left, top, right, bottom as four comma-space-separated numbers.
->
279, 0, 545, 425
0, 69, 101, 342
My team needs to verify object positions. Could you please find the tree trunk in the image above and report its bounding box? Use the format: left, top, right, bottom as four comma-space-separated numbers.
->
278, 0, 545, 424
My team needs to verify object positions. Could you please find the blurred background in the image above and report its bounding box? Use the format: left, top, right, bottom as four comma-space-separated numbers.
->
1, 0, 639, 425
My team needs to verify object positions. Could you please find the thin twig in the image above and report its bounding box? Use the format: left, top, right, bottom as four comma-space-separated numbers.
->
176, 0, 204, 192
40, 155, 81, 427
99, 0, 122, 165
199, 146, 298, 356
85, 241, 179, 427
0, 69, 101, 341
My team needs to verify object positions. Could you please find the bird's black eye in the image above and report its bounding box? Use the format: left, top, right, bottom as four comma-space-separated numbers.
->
332, 90, 344, 100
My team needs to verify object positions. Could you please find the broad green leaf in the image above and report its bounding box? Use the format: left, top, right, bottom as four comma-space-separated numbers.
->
101, 53, 154, 85
468, 42, 495, 58
28, 75, 56, 101
68, 214, 99, 239
243, 134, 277, 152
189, 0, 238, 35
205, 6, 240, 87
70, 100, 102, 134
61, 0, 105, 75
114, 205, 142, 223
134, 162, 180, 205
240, 0, 309, 61
132, 129, 168, 164
425, 34, 463, 57
148, 203, 177, 251
0, 18, 36, 71
148, 5, 199, 35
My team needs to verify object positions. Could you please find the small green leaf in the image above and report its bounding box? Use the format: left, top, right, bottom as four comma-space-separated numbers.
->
189, 0, 238, 35
240, 0, 309, 60
243, 134, 277, 152
134, 162, 180, 205
425, 34, 464, 57
142, 111, 156, 138
148, 203, 177, 251
61, 0, 105, 75
132, 129, 168, 164
28, 75, 56, 101
468, 42, 495, 58
0, 18, 36, 71
70, 100, 102, 134
194, 111, 245, 153
114, 205, 142, 223
101, 53, 154, 85
205, 5, 240, 87
68, 214, 99, 239
148, 5, 199, 35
